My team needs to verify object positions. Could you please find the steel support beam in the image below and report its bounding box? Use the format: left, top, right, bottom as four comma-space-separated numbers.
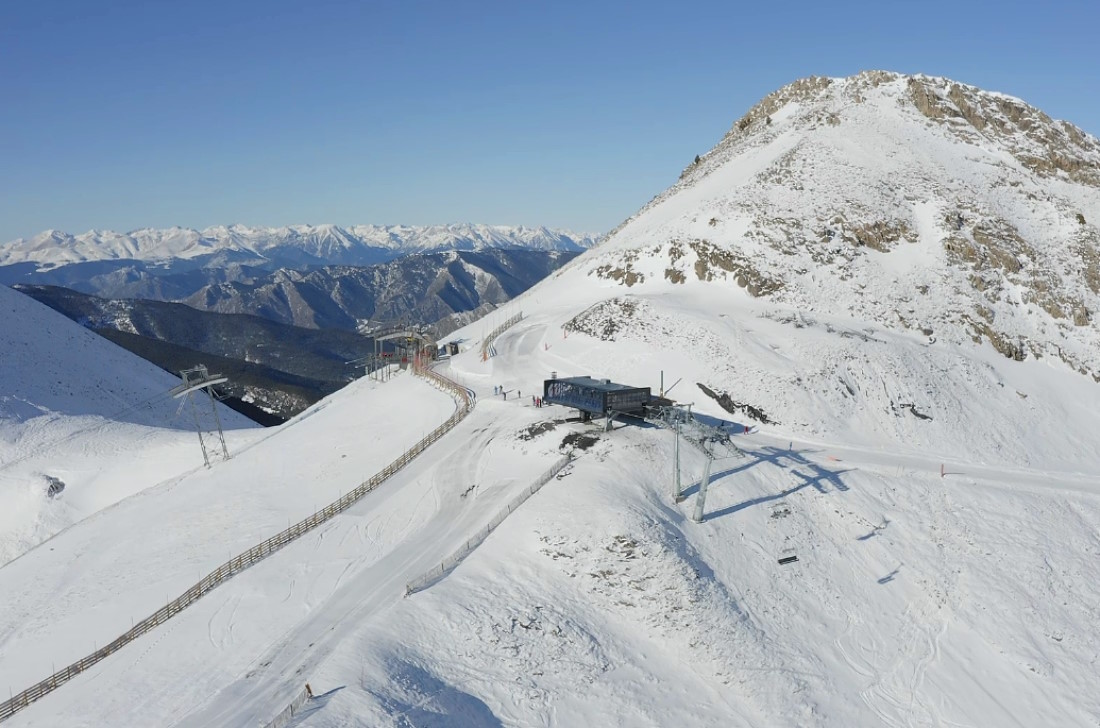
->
693, 456, 714, 523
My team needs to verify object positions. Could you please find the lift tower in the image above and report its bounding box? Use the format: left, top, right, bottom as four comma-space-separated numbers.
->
647, 404, 744, 522
170, 365, 230, 467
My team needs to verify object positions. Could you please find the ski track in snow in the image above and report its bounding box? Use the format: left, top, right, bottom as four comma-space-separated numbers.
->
206, 594, 242, 652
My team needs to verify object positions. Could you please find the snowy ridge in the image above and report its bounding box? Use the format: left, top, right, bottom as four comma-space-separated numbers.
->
0, 223, 599, 268
1, 284, 172, 426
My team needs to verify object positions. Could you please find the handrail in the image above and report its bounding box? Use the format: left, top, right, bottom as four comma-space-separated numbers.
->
0, 364, 472, 723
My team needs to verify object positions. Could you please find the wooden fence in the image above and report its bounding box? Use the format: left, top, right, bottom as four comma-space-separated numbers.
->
405, 453, 572, 596
0, 365, 472, 723
262, 683, 313, 728
480, 311, 523, 360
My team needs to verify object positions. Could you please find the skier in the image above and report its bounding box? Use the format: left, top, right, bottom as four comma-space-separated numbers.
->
531, 395, 536, 405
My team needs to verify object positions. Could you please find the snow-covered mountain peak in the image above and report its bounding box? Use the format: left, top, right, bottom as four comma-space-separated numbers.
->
672, 70, 1100, 197
581, 70, 1100, 381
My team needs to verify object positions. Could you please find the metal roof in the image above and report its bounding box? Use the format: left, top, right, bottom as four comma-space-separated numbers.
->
554, 376, 645, 393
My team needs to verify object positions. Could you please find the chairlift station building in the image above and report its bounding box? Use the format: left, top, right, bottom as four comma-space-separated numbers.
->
543, 376, 651, 420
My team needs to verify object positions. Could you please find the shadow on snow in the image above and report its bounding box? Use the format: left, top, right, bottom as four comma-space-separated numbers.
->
677, 444, 853, 522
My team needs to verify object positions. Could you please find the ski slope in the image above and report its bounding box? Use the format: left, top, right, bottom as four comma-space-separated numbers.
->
290, 290, 1100, 728
0, 283, 258, 566
3, 281, 1098, 727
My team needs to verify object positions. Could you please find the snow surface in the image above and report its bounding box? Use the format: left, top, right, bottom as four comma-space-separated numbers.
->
2, 71, 1100, 727
2, 279, 1098, 727
0, 284, 258, 566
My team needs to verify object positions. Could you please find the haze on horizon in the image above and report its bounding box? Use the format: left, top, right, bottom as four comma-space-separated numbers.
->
2, 0, 1098, 242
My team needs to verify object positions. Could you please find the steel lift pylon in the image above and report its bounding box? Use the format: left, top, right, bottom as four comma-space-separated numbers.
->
170, 365, 230, 467
647, 404, 744, 522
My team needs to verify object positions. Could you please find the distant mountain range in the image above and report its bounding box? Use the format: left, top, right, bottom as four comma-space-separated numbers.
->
3, 222, 586, 422
13, 247, 580, 420
180, 248, 580, 332
0, 222, 597, 268
7, 247, 578, 333
0, 223, 597, 306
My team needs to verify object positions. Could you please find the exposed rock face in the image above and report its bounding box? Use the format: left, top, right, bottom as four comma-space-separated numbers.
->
906, 76, 1100, 187
696, 383, 778, 424
564, 297, 641, 341
579, 70, 1100, 380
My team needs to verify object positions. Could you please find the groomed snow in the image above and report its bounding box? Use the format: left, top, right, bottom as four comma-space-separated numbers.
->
2, 281, 1098, 727
293, 290, 1100, 728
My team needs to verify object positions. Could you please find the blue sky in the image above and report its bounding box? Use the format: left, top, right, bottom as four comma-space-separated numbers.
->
2, 0, 1097, 241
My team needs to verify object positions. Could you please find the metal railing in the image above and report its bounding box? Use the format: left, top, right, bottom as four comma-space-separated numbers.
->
405, 453, 572, 596
480, 311, 523, 360
0, 365, 472, 723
